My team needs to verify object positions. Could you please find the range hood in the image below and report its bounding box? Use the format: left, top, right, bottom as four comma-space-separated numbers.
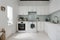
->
28, 12, 37, 21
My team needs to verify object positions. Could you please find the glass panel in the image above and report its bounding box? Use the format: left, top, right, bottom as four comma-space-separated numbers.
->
7, 6, 13, 25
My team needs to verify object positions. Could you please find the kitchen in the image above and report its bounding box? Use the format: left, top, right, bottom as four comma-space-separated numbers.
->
0, 0, 60, 40
17, 1, 60, 40
17, 6, 48, 32
17, 2, 49, 32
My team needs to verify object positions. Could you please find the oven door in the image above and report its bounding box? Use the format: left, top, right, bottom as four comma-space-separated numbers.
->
18, 24, 25, 30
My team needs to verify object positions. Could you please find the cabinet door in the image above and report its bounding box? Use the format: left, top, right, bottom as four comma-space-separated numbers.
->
37, 7, 42, 15
28, 7, 37, 12
37, 6, 49, 15
44, 22, 48, 34
56, 26, 60, 40
23, 22, 29, 32
19, 6, 28, 15
56, 32, 60, 40
37, 22, 44, 32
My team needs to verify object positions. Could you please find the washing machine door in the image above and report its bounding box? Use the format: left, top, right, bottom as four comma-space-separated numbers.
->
31, 24, 35, 29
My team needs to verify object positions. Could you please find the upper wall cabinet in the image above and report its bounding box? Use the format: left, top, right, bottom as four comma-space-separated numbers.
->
19, 6, 37, 15
19, 6, 49, 15
28, 7, 37, 12
37, 6, 49, 15
19, 6, 28, 15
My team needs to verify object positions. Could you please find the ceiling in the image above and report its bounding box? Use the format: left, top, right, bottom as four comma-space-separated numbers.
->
20, 0, 49, 1
19, 1, 49, 6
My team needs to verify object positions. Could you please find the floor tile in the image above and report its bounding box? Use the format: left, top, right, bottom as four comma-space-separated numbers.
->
7, 32, 50, 40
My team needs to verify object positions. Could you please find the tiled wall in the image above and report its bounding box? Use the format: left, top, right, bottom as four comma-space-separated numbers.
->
18, 15, 47, 21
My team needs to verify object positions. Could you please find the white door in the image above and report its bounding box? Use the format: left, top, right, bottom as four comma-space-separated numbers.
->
27, 22, 37, 33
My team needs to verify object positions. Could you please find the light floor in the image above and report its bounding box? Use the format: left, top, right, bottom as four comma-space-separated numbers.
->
7, 32, 50, 40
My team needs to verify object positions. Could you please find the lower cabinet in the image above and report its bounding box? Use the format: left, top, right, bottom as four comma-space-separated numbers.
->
37, 22, 45, 32
23, 21, 29, 32
24, 21, 45, 32
44, 22, 60, 40
56, 32, 60, 40
56, 26, 60, 40
45, 22, 57, 40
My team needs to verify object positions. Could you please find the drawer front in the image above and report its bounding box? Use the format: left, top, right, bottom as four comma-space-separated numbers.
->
56, 32, 60, 40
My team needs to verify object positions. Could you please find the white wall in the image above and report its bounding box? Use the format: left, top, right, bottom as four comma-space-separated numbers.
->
0, 0, 8, 38
49, 0, 60, 13
0, 0, 18, 38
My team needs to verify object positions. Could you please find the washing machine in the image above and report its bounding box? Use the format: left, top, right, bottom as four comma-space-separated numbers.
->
28, 22, 37, 33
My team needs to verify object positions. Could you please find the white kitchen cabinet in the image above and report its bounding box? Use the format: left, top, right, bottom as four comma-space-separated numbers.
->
37, 22, 45, 32
37, 7, 43, 15
19, 6, 28, 15
37, 6, 49, 15
28, 7, 37, 12
23, 21, 29, 32
19, 6, 49, 15
44, 22, 60, 40
56, 25, 60, 40
44, 22, 48, 34
56, 32, 60, 40
19, 6, 37, 15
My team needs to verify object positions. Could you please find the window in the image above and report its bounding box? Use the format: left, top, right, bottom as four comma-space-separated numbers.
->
7, 6, 13, 25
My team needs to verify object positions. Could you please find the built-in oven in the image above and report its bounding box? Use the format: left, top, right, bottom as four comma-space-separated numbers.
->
17, 22, 25, 32
18, 24, 25, 30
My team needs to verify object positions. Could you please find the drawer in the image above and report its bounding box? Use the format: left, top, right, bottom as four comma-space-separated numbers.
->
56, 29, 60, 32
56, 34, 60, 40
